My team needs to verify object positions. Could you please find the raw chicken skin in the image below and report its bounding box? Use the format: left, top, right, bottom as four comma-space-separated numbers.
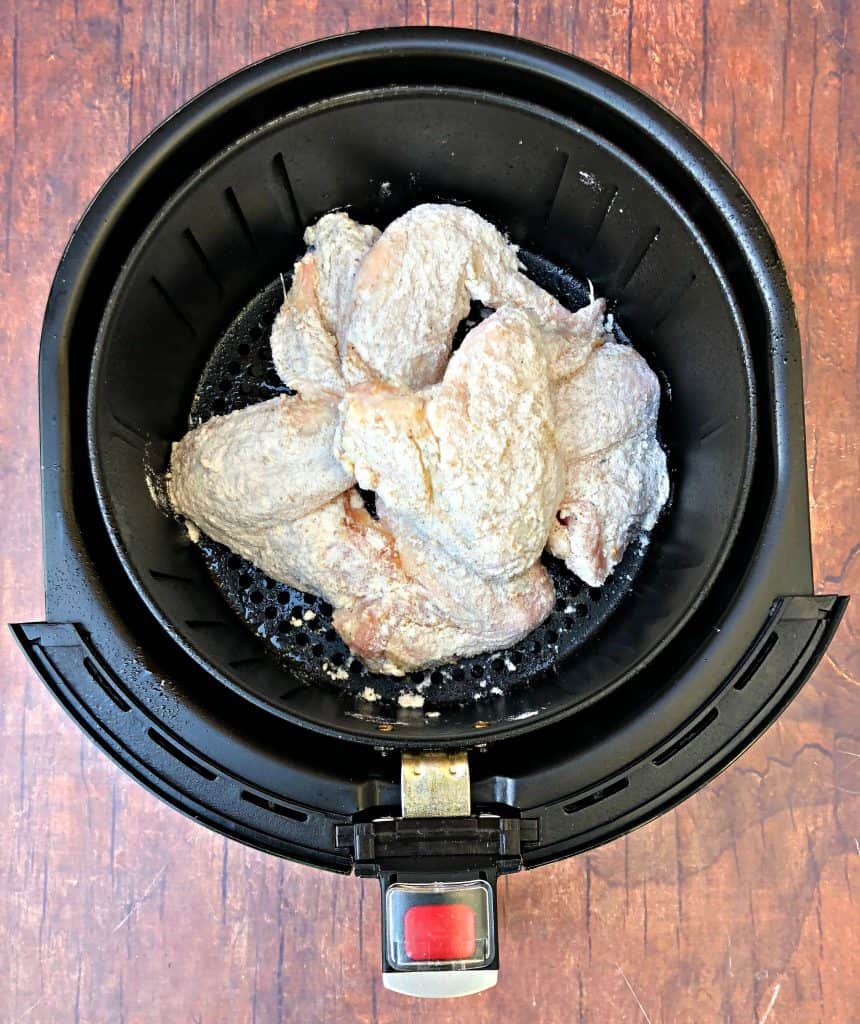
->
270, 212, 379, 396
541, 297, 609, 382
235, 492, 399, 608
554, 341, 661, 459
308, 212, 381, 334
273, 205, 604, 394
339, 306, 564, 579
548, 341, 669, 586
548, 435, 669, 587
167, 396, 351, 542
268, 258, 344, 398
377, 501, 555, 642
345, 203, 595, 389
324, 499, 551, 675
334, 588, 542, 676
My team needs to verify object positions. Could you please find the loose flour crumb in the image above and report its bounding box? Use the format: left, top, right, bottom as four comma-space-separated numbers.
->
397, 692, 424, 709
289, 616, 303, 627
360, 686, 379, 702
302, 609, 316, 621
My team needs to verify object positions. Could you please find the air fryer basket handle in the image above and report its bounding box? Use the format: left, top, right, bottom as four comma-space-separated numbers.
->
379, 871, 500, 997
336, 815, 537, 997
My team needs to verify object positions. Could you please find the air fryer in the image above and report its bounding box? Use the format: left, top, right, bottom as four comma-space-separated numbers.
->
13, 29, 846, 998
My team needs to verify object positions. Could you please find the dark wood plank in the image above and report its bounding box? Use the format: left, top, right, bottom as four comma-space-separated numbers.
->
0, 1, 856, 1022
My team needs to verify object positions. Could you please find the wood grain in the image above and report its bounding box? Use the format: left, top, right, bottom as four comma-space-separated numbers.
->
0, 2, 857, 1022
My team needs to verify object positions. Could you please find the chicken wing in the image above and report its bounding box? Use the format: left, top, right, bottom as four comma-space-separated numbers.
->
270, 212, 380, 396
338, 306, 564, 579
344, 203, 598, 388
167, 395, 351, 544
334, 588, 540, 676
548, 341, 669, 585
235, 491, 551, 675
168, 402, 552, 674
172, 473, 550, 675
377, 501, 554, 642
330, 508, 553, 676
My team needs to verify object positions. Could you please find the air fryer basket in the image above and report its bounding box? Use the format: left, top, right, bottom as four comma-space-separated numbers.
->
14, 28, 846, 995
88, 84, 755, 743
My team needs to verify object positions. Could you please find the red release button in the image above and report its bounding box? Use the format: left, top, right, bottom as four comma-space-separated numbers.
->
403, 903, 477, 962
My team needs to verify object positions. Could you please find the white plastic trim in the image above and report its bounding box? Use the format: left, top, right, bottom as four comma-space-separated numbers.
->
382, 970, 499, 998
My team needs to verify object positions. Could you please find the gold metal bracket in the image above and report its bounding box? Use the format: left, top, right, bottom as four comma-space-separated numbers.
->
400, 752, 471, 818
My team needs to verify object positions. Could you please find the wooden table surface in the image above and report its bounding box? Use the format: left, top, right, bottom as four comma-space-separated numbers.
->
1, 2, 857, 1022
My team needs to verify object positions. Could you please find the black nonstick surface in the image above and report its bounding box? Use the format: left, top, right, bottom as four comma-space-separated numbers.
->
186, 251, 663, 707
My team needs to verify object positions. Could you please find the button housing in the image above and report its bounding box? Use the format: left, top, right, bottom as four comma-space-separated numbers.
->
385, 880, 494, 971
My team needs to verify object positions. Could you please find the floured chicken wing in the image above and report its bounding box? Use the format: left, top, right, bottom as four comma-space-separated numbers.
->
555, 341, 661, 458
344, 203, 597, 388
339, 306, 564, 579
249, 493, 551, 675
335, 587, 542, 677
377, 501, 554, 642
167, 395, 351, 540
167, 397, 552, 673
541, 297, 609, 382
171, 472, 551, 675
548, 341, 669, 586
548, 435, 669, 588
272, 204, 604, 394
327, 498, 552, 674
270, 212, 380, 396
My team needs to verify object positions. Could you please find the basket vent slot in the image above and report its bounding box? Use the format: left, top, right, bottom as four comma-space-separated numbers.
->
82, 657, 130, 712
272, 152, 302, 227
182, 227, 224, 296
652, 706, 719, 766
241, 790, 308, 823
224, 187, 257, 251
585, 185, 619, 252
616, 226, 661, 289
150, 276, 197, 336
733, 632, 779, 691
147, 728, 217, 780
644, 271, 697, 335
564, 776, 629, 814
